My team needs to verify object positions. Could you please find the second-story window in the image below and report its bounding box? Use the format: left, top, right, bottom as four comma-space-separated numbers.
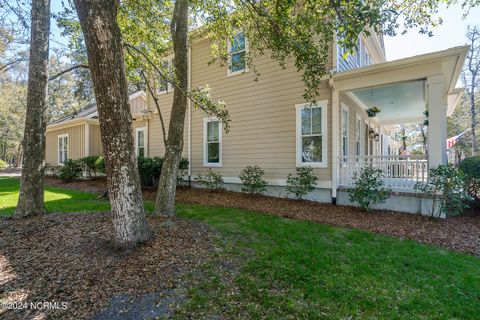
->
228, 32, 247, 75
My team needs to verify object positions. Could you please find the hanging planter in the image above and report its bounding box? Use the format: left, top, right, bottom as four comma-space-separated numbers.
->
423, 110, 429, 126
366, 106, 381, 118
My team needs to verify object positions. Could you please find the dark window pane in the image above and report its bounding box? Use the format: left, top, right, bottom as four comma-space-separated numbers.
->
312, 107, 322, 134
207, 121, 219, 142
302, 136, 322, 163
301, 108, 311, 135
231, 52, 246, 72
207, 142, 219, 163
232, 33, 245, 53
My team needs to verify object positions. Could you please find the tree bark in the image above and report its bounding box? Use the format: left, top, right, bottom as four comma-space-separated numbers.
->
154, 0, 189, 217
15, 0, 50, 218
73, 0, 152, 249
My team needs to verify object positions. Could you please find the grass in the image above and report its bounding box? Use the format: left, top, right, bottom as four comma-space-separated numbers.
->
0, 177, 154, 215
1, 177, 480, 318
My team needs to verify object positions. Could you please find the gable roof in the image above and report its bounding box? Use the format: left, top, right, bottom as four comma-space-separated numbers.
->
47, 90, 146, 127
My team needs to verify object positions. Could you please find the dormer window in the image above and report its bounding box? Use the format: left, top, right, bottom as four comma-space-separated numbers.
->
228, 32, 248, 76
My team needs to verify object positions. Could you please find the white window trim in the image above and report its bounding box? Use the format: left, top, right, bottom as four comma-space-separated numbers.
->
58, 133, 69, 165
158, 56, 174, 94
295, 101, 328, 168
135, 127, 147, 157
227, 32, 249, 77
203, 117, 222, 167
355, 113, 362, 156
341, 104, 350, 157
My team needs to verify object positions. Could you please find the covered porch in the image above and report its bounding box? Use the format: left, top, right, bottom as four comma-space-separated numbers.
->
330, 46, 467, 194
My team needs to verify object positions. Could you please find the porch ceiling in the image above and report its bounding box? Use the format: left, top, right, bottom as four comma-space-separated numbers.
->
350, 80, 426, 124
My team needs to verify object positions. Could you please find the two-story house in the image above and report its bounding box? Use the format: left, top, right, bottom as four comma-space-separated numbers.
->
45, 29, 467, 216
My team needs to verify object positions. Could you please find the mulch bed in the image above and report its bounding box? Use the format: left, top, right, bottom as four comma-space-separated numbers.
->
0, 213, 215, 319
46, 177, 480, 257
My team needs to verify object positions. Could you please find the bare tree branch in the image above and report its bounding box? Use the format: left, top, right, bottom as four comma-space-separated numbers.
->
139, 70, 168, 147
48, 64, 89, 81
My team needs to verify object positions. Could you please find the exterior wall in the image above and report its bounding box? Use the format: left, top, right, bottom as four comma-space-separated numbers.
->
46, 124, 85, 165
145, 92, 189, 158
189, 38, 333, 184
130, 96, 147, 115
339, 93, 369, 157
143, 37, 334, 188
89, 123, 103, 156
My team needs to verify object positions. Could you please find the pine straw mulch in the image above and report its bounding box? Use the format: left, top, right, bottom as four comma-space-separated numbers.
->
44, 177, 480, 257
0, 213, 216, 320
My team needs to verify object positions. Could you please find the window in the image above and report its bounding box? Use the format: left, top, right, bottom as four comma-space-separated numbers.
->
355, 114, 361, 156
135, 127, 147, 157
58, 134, 68, 164
341, 105, 349, 157
228, 32, 247, 75
295, 102, 328, 168
158, 58, 173, 93
203, 118, 222, 166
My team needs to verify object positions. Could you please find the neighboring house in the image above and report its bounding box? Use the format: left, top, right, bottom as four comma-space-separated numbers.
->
45, 91, 147, 165
45, 30, 467, 216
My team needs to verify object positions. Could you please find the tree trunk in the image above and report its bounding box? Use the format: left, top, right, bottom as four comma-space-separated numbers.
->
154, 0, 189, 217
14, 0, 50, 218
73, 0, 152, 249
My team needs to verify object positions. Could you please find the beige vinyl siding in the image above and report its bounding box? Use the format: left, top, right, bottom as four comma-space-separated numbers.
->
130, 96, 147, 115
89, 123, 103, 156
45, 124, 85, 165
146, 90, 189, 158
190, 38, 333, 181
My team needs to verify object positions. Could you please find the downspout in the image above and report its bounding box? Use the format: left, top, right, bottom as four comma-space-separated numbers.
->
146, 116, 149, 157
329, 74, 339, 205
187, 43, 192, 187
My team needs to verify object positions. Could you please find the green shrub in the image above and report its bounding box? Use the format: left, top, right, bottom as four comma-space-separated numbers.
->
177, 157, 189, 185
59, 159, 83, 183
195, 169, 224, 191
414, 164, 471, 218
95, 156, 105, 173
137, 156, 160, 187
239, 165, 267, 195
79, 156, 100, 178
45, 164, 61, 177
286, 166, 318, 200
459, 156, 480, 204
0, 159, 7, 170
348, 166, 392, 211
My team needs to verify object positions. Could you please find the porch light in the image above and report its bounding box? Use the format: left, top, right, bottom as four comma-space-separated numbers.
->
374, 133, 380, 142
368, 128, 376, 139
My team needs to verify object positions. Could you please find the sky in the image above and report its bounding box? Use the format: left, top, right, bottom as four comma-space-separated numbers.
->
384, 3, 480, 61
8, 1, 480, 61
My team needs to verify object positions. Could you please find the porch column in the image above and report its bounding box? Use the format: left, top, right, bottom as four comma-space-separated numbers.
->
330, 81, 339, 201
427, 76, 448, 167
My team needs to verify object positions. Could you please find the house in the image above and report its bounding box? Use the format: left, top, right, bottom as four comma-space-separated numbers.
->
45, 91, 147, 165
45, 30, 467, 216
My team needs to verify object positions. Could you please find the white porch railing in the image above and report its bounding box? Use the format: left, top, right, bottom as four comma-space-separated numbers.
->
338, 155, 428, 191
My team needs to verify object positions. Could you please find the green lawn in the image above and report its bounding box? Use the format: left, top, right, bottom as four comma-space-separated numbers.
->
0, 177, 153, 215
1, 177, 480, 318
